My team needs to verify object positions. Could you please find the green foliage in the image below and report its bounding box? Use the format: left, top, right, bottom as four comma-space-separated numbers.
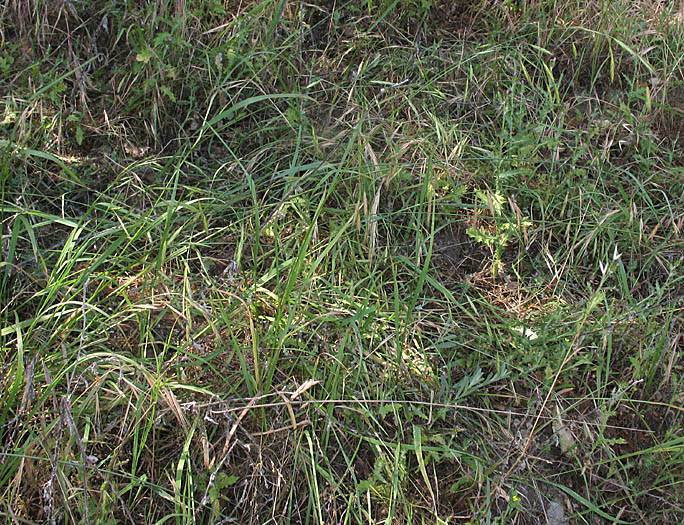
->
1, 0, 683, 523
466, 189, 531, 276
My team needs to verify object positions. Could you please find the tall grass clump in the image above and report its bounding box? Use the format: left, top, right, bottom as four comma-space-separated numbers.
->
1, 0, 683, 523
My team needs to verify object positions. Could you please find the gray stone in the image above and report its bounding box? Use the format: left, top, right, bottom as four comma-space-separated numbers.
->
546, 500, 568, 525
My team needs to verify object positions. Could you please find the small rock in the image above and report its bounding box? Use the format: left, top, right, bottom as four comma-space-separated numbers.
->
546, 500, 568, 525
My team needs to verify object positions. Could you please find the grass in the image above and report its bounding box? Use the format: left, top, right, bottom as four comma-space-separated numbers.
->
1, 0, 683, 523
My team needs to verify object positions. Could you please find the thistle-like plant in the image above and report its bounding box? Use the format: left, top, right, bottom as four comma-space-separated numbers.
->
466, 189, 531, 277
